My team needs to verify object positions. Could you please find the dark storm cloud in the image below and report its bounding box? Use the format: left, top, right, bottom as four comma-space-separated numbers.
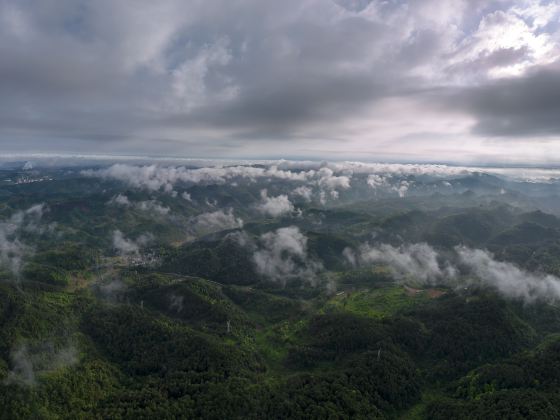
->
449, 64, 560, 137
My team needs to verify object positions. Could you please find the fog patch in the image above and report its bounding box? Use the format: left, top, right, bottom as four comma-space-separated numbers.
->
97, 279, 128, 302
169, 294, 184, 313
4, 342, 78, 387
226, 230, 253, 248
4, 345, 35, 386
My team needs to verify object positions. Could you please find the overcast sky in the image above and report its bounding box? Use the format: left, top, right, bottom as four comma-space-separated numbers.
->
1, 0, 560, 164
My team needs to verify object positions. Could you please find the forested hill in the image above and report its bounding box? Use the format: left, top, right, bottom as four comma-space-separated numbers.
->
3, 161, 560, 418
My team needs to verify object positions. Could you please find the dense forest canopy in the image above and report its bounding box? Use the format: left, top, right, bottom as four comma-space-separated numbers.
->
2, 158, 560, 418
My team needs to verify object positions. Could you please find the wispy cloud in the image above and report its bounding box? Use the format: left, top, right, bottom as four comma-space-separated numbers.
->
0, 204, 49, 276
345, 241, 560, 303
4, 342, 78, 387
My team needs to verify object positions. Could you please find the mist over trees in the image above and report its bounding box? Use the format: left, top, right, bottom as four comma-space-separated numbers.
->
3, 158, 560, 418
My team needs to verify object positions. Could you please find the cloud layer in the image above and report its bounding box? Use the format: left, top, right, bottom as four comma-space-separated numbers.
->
1, 1, 560, 162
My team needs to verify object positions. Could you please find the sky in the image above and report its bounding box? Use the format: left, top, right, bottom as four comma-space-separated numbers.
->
1, 0, 560, 165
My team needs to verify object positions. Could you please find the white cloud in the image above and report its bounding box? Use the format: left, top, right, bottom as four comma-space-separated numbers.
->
367, 174, 389, 189
316, 167, 352, 190
112, 230, 152, 255
456, 246, 560, 303
292, 185, 313, 202
171, 37, 238, 111
83, 163, 309, 193
107, 193, 131, 206
107, 194, 169, 215
394, 180, 411, 198
189, 208, 243, 233
452, 4, 559, 78
136, 200, 170, 215
345, 240, 560, 303
255, 189, 295, 217
366, 173, 412, 197
345, 242, 456, 283
253, 226, 321, 285
82, 160, 560, 195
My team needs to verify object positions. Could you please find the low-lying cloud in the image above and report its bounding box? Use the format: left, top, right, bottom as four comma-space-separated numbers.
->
345, 241, 560, 303
0, 204, 49, 276
112, 230, 153, 256
107, 194, 170, 215
292, 185, 313, 202
344, 242, 456, 283
83, 163, 310, 193
456, 246, 560, 303
253, 226, 322, 285
255, 189, 295, 217
4, 342, 78, 387
82, 160, 560, 203
189, 209, 243, 234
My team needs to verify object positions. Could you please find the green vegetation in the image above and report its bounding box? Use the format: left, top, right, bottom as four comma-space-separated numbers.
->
3, 166, 560, 418
323, 284, 433, 318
